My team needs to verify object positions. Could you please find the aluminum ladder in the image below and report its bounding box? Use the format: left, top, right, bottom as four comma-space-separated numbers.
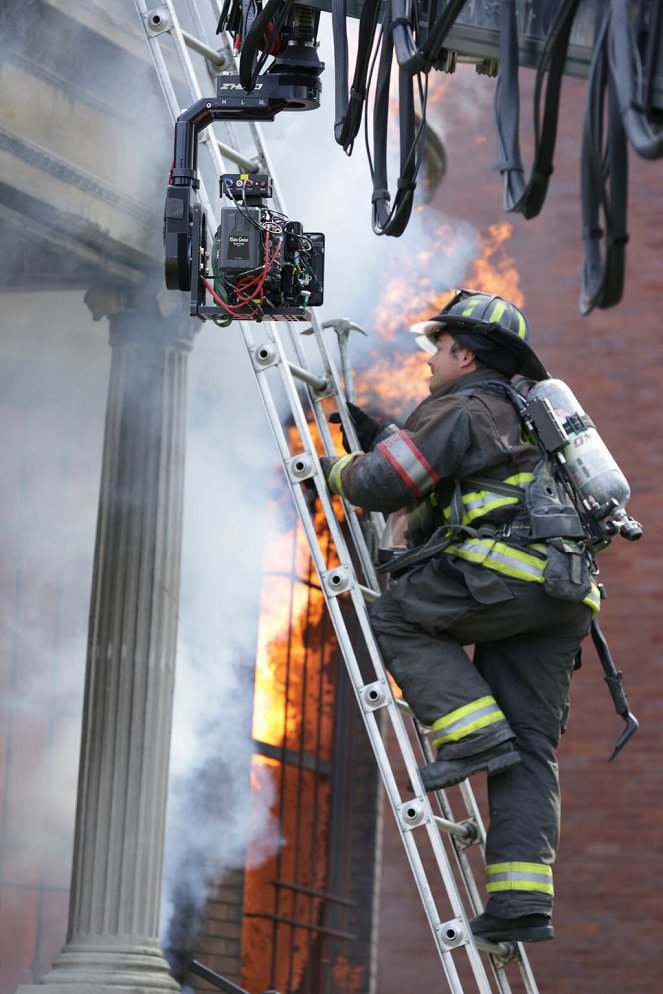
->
133, 3, 544, 991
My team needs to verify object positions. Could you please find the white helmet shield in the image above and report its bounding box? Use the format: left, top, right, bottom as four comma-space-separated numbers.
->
409, 320, 443, 355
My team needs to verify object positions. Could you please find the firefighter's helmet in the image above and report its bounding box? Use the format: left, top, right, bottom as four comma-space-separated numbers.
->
410, 289, 548, 381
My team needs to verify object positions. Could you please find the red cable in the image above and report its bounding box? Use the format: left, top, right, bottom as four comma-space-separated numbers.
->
201, 227, 284, 317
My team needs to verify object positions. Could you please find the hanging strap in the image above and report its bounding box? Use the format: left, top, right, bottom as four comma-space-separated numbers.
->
579, 3, 629, 313
331, 0, 383, 152
370, 0, 472, 235
609, 0, 663, 161
494, 0, 582, 219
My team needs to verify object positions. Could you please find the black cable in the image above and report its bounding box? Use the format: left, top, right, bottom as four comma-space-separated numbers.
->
238, 0, 294, 92
392, 0, 468, 76
370, 0, 429, 237
332, 0, 383, 151
363, 18, 384, 180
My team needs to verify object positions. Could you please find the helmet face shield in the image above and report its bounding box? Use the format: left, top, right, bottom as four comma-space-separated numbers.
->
409, 321, 443, 354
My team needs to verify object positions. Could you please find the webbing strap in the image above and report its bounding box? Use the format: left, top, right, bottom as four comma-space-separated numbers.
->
610, 0, 663, 161
494, 0, 581, 219
463, 475, 525, 501
579, 4, 629, 313
374, 475, 498, 575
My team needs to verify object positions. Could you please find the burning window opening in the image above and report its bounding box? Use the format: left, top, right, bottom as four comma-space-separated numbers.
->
239, 422, 377, 994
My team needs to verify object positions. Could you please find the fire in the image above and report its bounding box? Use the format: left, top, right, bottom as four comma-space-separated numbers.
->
357, 218, 524, 419
251, 507, 337, 749
465, 221, 524, 307
355, 352, 429, 412
243, 420, 340, 994
251, 419, 342, 749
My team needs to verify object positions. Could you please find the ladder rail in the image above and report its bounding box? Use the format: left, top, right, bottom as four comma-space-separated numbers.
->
408, 713, 527, 994
281, 319, 386, 589
134, 4, 545, 990
240, 318, 511, 994
273, 293, 542, 994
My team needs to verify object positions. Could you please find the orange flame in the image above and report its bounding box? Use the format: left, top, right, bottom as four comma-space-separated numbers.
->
243, 424, 339, 993
466, 221, 524, 307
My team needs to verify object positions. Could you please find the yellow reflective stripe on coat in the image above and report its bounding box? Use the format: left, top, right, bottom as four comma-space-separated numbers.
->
431, 695, 507, 748
442, 473, 534, 526
486, 862, 554, 896
326, 454, 358, 497
445, 538, 601, 613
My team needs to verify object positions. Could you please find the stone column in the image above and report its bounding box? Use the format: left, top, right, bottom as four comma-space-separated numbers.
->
19, 300, 195, 994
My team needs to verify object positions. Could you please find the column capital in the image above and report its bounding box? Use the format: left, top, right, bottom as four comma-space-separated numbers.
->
84, 277, 198, 353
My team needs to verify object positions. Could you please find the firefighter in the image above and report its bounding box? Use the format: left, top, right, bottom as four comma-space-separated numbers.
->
321, 290, 599, 944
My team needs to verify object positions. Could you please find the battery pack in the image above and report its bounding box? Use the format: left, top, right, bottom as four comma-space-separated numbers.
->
217, 207, 262, 271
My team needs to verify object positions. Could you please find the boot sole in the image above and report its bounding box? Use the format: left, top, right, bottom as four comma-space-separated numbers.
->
419, 749, 521, 792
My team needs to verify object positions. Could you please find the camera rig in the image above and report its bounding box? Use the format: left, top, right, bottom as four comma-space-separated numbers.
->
163, 3, 325, 322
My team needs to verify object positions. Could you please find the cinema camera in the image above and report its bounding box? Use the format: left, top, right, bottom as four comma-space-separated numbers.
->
213, 172, 323, 323
165, 169, 324, 323
163, 4, 326, 323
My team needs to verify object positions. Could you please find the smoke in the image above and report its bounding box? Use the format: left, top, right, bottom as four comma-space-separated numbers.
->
160, 326, 283, 969
266, 14, 483, 375
0, 291, 109, 980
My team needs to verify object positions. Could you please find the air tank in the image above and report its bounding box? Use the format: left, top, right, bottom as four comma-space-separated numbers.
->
527, 378, 631, 514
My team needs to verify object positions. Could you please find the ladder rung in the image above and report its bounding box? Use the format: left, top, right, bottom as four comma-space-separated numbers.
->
287, 361, 330, 393
181, 28, 227, 68
358, 583, 380, 603
395, 697, 431, 730
433, 814, 478, 844
199, 131, 260, 173
473, 936, 520, 964
214, 139, 259, 173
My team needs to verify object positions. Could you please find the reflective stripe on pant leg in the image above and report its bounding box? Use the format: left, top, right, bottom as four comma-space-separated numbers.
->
431, 695, 507, 749
486, 862, 554, 896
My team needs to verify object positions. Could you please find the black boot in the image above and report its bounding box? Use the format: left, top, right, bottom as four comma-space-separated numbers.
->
470, 911, 554, 943
418, 740, 520, 791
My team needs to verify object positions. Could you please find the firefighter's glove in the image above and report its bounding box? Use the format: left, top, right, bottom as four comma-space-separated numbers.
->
329, 402, 385, 453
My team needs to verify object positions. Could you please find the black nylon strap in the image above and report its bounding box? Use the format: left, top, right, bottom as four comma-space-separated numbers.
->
579, 3, 629, 313
494, 0, 581, 219
463, 476, 526, 501
610, 0, 663, 161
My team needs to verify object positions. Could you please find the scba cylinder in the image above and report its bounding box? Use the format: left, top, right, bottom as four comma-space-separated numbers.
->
527, 379, 631, 514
